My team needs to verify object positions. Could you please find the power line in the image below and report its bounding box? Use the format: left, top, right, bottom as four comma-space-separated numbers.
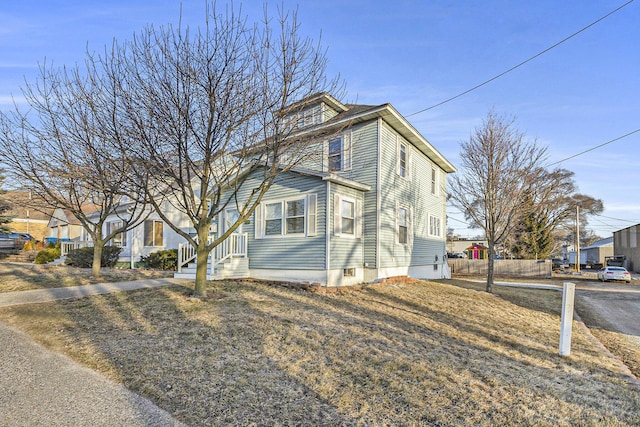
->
594, 213, 639, 223
547, 128, 640, 166
406, 0, 635, 117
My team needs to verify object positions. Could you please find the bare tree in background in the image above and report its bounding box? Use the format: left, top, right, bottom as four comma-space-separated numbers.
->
0, 61, 149, 278
508, 168, 603, 259
110, 4, 341, 297
0, 169, 12, 233
449, 111, 547, 292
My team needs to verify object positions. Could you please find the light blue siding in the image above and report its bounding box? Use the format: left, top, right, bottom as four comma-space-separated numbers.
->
224, 170, 327, 270
331, 121, 379, 267
329, 184, 365, 270
377, 121, 447, 269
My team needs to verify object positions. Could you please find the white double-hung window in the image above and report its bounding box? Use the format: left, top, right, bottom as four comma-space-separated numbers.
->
256, 194, 317, 238
429, 215, 442, 238
397, 137, 411, 179
326, 133, 352, 172
334, 194, 362, 238
396, 203, 412, 245
144, 220, 163, 247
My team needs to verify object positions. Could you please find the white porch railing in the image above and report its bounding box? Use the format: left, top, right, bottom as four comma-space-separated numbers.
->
61, 241, 92, 256
177, 233, 248, 274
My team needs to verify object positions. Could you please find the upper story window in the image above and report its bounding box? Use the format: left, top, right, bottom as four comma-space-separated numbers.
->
144, 220, 163, 247
431, 167, 438, 195
284, 105, 323, 131
327, 133, 352, 172
256, 194, 317, 238
397, 137, 412, 179
399, 144, 407, 177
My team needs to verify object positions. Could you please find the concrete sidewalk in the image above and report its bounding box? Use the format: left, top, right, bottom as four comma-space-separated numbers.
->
0, 277, 185, 307
0, 321, 185, 426
0, 277, 187, 426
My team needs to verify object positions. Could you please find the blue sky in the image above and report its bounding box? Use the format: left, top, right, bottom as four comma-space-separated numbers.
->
1, 1, 638, 237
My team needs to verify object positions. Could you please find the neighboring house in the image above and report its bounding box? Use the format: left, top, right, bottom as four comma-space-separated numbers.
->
447, 239, 489, 257
613, 225, 640, 272
466, 243, 488, 260
47, 206, 100, 244
2, 191, 52, 241
62, 93, 457, 287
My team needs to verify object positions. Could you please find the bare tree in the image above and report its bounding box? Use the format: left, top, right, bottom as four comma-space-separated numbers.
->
449, 111, 547, 292
109, 4, 341, 296
508, 168, 603, 259
0, 170, 12, 233
0, 60, 149, 277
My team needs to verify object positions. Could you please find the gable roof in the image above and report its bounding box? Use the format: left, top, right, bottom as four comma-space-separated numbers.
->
291, 94, 456, 173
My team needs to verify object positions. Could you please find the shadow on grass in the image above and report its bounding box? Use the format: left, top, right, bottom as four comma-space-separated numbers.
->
0, 282, 351, 426
0, 262, 172, 293
1, 278, 639, 426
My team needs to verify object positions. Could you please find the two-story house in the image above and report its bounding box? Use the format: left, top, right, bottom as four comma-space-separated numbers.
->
172, 93, 457, 286
86, 93, 456, 287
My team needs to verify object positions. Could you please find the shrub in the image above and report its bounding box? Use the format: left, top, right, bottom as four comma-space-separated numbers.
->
139, 249, 178, 271
34, 247, 61, 264
65, 246, 122, 268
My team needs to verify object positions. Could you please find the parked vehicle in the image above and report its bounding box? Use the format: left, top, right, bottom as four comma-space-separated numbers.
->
552, 258, 569, 270
447, 252, 466, 259
0, 232, 34, 241
597, 266, 631, 283
605, 255, 626, 267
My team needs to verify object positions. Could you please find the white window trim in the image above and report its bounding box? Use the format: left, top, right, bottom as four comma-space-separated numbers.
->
431, 166, 439, 196
326, 132, 352, 173
106, 220, 127, 247
396, 136, 411, 179
144, 220, 164, 247
255, 194, 317, 239
428, 214, 442, 238
396, 203, 412, 246
334, 194, 362, 239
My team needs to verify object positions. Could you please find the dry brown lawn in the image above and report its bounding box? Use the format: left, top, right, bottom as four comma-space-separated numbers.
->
0, 262, 172, 293
0, 275, 639, 426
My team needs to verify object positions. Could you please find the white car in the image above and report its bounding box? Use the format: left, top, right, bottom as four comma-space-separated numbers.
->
597, 266, 631, 283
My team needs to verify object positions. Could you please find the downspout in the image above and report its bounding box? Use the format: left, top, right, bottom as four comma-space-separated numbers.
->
376, 118, 382, 274
129, 228, 134, 269
326, 180, 331, 286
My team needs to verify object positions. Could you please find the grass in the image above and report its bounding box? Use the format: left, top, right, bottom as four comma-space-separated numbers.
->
0, 262, 173, 293
0, 274, 639, 425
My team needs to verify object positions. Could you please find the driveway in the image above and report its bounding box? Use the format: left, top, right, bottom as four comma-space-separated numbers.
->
575, 282, 640, 337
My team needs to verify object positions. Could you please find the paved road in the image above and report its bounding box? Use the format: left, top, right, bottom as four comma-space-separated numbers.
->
0, 278, 187, 427
493, 278, 640, 350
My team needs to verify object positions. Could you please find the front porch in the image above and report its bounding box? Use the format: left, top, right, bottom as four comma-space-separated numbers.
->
174, 233, 250, 280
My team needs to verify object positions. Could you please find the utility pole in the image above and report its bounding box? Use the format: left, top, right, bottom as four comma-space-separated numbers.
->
576, 206, 580, 273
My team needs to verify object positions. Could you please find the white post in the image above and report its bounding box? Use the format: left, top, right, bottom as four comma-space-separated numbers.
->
559, 282, 576, 357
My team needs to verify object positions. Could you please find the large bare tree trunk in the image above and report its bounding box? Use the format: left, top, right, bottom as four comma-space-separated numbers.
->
92, 242, 104, 279
486, 244, 495, 293
193, 224, 210, 298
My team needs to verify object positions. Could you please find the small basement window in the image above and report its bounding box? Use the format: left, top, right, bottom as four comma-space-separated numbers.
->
344, 268, 356, 277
